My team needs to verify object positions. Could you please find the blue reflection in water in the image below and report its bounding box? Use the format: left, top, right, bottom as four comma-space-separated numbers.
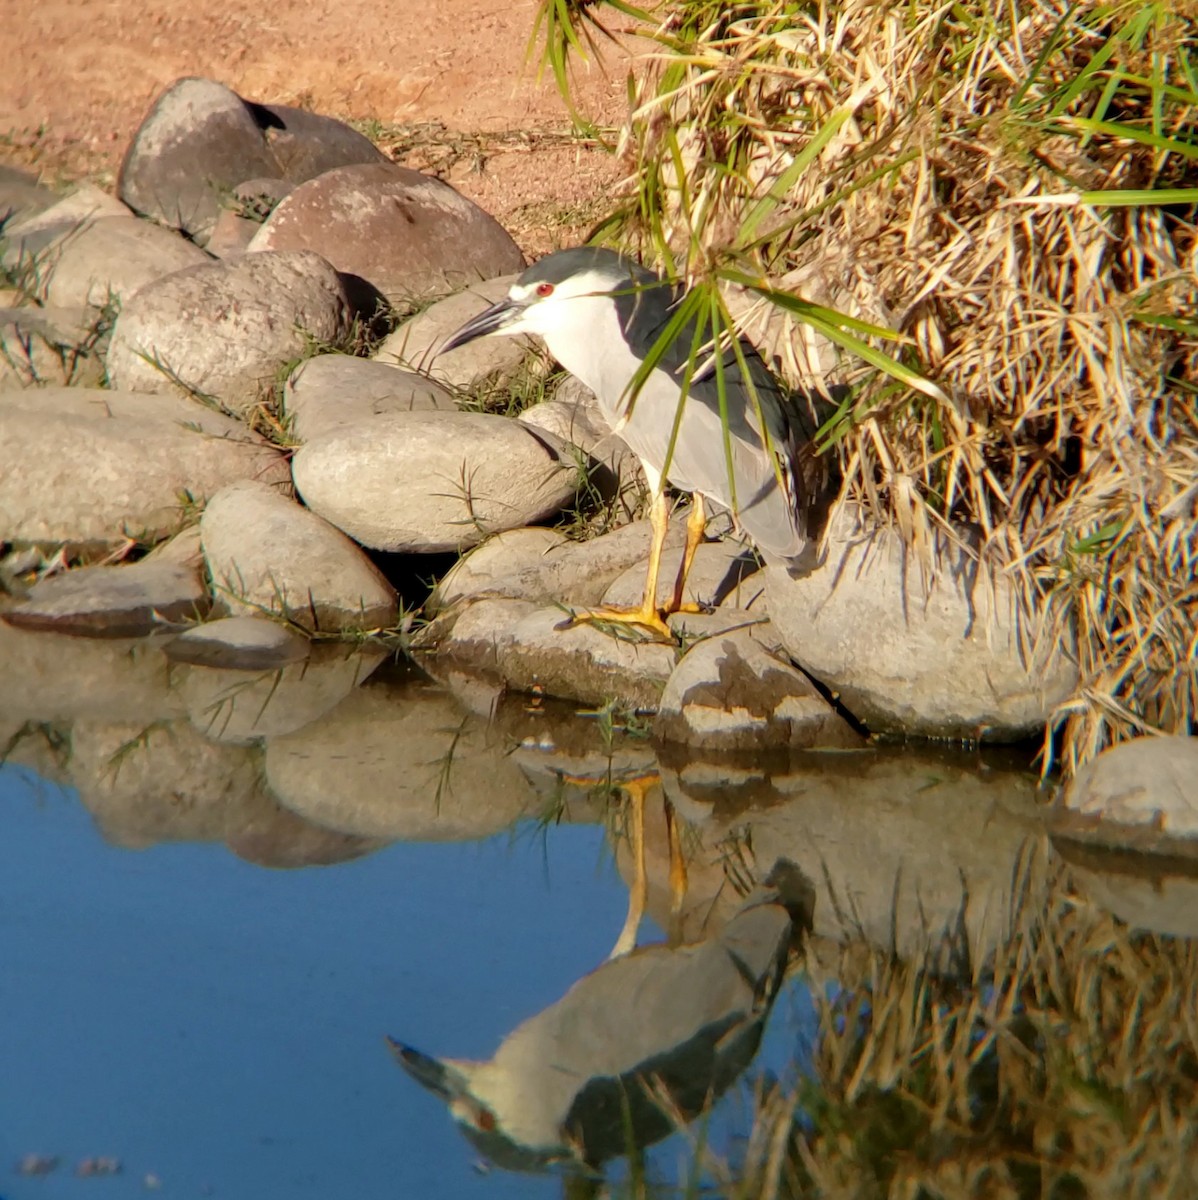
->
0, 764, 816, 1200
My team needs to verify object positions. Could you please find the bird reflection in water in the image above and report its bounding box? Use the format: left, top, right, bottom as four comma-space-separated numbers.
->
389, 860, 813, 1186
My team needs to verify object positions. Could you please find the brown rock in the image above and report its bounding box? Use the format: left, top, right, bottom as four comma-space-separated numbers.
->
118, 77, 386, 244
246, 162, 524, 303
2, 560, 209, 637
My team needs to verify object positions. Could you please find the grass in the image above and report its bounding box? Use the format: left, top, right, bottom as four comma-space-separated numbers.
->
529, 0, 1197, 779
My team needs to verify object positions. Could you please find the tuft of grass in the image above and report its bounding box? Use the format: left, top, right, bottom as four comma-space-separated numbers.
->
703, 859, 1198, 1200
532, 0, 1197, 777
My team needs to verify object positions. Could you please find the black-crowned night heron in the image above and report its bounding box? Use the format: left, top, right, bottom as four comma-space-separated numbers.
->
441, 247, 809, 638
389, 861, 812, 1175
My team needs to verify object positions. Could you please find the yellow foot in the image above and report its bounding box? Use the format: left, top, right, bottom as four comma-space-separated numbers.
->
560, 604, 676, 641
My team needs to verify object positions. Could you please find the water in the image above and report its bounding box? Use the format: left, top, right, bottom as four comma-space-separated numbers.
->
0, 632, 1067, 1198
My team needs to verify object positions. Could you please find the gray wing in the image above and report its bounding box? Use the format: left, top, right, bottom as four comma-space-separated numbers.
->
613, 280, 809, 561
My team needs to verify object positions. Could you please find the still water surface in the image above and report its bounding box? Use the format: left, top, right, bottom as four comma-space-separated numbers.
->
0, 638, 1053, 1199
2, 760, 814, 1200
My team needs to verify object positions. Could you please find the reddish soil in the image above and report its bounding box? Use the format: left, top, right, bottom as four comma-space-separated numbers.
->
0, 0, 642, 254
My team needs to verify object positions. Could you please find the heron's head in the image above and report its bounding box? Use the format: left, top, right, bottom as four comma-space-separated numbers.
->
386, 1037, 563, 1173
439, 246, 661, 353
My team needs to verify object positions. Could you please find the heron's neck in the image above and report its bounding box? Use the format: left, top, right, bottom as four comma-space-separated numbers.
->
538, 295, 642, 422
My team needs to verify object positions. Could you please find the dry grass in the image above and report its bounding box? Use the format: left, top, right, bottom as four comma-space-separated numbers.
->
540, 0, 1197, 776
675, 858, 1198, 1200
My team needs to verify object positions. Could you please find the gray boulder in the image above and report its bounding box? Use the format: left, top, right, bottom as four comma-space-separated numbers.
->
494, 606, 677, 710
430, 597, 541, 676
106, 250, 355, 416
765, 504, 1079, 740
165, 615, 310, 670
3, 183, 132, 254
0, 306, 105, 390
518, 377, 611, 453
118, 77, 387, 244
246, 162, 524, 303
429, 526, 567, 612
375, 275, 533, 390
1059, 735, 1198, 837
2, 560, 208, 638
283, 352, 455, 442
0, 387, 290, 549
429, 517, 685, 614
655, 617, 863, 752
200, 479, 398, 633
0, 168, 55, 228
291, 411, 578, 553
264, 682, 536, 840
43, 216, 209, 309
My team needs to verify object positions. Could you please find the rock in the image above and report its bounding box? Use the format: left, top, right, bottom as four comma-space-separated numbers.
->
143, 525, 205, 570
429, 518, 684, 615
375, 275, 533, 390
519, 378, 610, 453
3, 183, 132, 251
1059, 736, 1198, 837
204, 209, 261, 258
118, 77, 387, 244
655, 620, 863, 752
765, 504, 1079, 740
2, 560, 208, 637
645, 746, 1047, 967
429, 527, 567, 611
105, 250, 355, 415
602, 539, 761, 611
292, 411, 578, 553
246, 162, 524, 303
175, 643, 385, 744
199, 480, 398, 632
69, 718, 260, 848
264, 681, 536, 839
495, 606, 677, 710
432, 597, 540, 675
0, 306, 106, 389
164, 615, 311, 670
0, 623, 186, 724
0, 386, 291, 549
40, 215, 210, 310
283, 352, 456, 442
225, 787, 386, 869
0, 172, 56, 228
231, 177, 295, 216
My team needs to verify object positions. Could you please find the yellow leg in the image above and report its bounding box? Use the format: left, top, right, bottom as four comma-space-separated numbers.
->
609, 775, 654, 958
668, 494, 706, 616
568, 489, 674, 639
664, 799, 689, 945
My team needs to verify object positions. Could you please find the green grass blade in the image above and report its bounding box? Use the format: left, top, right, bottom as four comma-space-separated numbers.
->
1060, 117, 1198, 160
736, 108, 852, 246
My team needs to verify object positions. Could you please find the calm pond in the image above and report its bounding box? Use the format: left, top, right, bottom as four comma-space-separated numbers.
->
2, 634, 1193, 1198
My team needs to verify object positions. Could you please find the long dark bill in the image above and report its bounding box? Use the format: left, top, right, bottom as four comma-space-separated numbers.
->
385, 1036, 463, 1100
438, 296, 527, 354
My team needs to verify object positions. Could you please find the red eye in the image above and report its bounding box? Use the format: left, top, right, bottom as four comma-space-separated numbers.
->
535, 282, 554, 297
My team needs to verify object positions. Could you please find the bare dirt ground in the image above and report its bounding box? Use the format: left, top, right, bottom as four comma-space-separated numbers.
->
0, 0, 641, 254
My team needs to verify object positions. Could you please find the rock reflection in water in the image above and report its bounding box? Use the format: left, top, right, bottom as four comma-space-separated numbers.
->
646, 746, 1047, 970
392, 861, 813, 1178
